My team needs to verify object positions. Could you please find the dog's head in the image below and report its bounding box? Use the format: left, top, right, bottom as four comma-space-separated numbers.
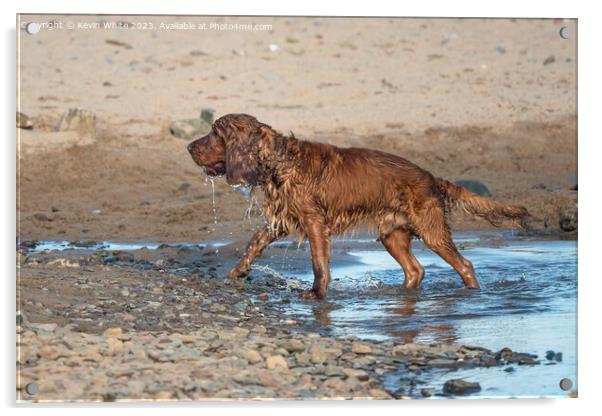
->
187, 113, 273, 186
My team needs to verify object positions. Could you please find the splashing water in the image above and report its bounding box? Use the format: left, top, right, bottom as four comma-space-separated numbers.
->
250, 264, 288, 280
202, 176, 219, 254
251, 264, 302, 290
231, 184, 253, 198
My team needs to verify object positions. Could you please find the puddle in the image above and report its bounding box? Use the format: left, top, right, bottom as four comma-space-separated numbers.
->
254, 232, 578, 398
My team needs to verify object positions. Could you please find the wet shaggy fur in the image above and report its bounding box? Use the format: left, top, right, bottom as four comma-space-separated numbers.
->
187, 113, 529, 299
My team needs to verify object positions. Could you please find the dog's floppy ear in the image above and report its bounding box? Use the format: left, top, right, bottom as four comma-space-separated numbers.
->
214, 116, 262, 186
225, 135, 259, 186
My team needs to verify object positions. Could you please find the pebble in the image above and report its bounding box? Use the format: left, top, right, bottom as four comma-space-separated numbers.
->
428, 358, 457, 368
28, 323, 58, 336
453, 179, 492, 197
310, 346, 343, 364
559, 207, 578, 232
281, 339, 305, 353
169, 118, 211, 140
442, 379, 482, 395
543, 55, 556, 66
266, 355, 288, 370
242, 349, 264, 364
103, 327, 124, 338
351, 343, 372, 354
17, 112, 34, 129
343, 368, 369, 381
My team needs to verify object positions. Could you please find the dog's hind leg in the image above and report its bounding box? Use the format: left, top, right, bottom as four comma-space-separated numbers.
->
415, 201, 480, 289
228, 226, 285, 278
380, 228, 425, 289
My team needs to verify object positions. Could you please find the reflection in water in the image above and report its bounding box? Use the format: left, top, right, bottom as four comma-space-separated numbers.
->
262, 233, 577, 398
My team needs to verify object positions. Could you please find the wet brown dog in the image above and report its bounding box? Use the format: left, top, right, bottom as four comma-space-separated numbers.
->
187, 114, 528, 299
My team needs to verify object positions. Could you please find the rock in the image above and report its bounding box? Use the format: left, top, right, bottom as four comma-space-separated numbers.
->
28, 323, 58, 336
17, 112, 34, 129
70, 239, 97, 248
32, 213, 53, 222
495, 347, 513, 362
351, 343, 372, 354
20, 240, 38, 249
17, 252, 28, 266
16, 310, 30, 326
420, 388, 432, 397
428, 358, 458, 368
55, 108, 96, 135
281, 339, 305, 353
324, 365, 346, 377
454, 179, 492, 197
321, 377, 351, 394
342, 368, 369, 381
514, 353, 539, 365
310, 346, 343, 364
495, 45, 506, 54
105, 39, 133, 49
559, 207, 578, 232
103, 327, 123, 338
545, 350, 556, 360
368, 389, 393, 399
442, 379, 482, 395
242, 349, 264, 364
127, 380, 146, 396
169, 118, 211, 140
208, 304, 226, 313
266, 355, 288, 370
554, 352, 563, 362
200, 108, 215, 124
532, 183, 547, 190
101, 337, 124, 356
543, 55, 556, 66
257, 293, 269, 301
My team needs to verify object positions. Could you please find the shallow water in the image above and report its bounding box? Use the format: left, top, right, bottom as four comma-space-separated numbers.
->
26, 240, 231, 253
256, 232, 578, 398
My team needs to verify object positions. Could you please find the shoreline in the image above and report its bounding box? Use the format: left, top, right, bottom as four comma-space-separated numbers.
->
16, 232, 576, 401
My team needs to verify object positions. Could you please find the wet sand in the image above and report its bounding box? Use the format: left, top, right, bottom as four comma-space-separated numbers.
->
17, 16, 577, 243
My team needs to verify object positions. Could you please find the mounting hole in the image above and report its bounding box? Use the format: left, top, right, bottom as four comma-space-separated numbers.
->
25, 22, 41, 35
25, 382, 39, 395
559, 26, 571, 40
559, 378, 573, 391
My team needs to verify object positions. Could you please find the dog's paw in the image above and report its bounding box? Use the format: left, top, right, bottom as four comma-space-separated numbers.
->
228, 266, 250, 279
299, 289, 324, 300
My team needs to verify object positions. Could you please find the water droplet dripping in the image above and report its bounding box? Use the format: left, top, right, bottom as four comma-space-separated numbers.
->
209, 177, 218, 225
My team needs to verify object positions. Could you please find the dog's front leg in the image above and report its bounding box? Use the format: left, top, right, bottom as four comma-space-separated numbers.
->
300, 220, 332, 300
228, 226, 282, 278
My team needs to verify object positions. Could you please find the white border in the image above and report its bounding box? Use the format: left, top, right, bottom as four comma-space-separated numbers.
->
3, 1, 600, 415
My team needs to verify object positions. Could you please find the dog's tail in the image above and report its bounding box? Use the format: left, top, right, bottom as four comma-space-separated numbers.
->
436, 178, 529, 227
